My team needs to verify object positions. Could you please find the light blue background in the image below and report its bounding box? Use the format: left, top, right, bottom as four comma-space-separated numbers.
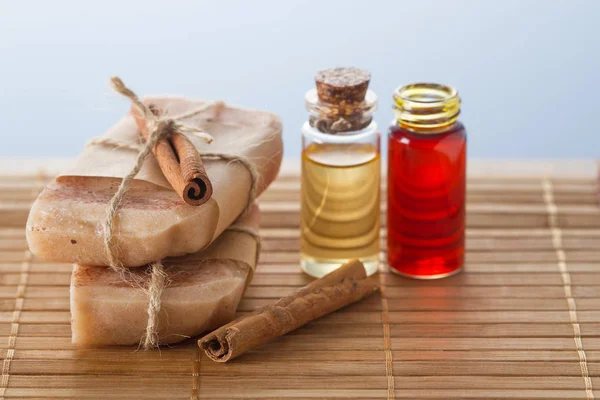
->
1, 0, 599, 158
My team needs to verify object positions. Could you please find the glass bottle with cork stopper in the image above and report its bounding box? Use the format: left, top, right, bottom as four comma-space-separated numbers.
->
387, 83, 466, 279
300, 67, 380, 278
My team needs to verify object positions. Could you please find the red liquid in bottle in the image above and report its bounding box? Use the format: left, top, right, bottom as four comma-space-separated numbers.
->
387, 123, 466, 278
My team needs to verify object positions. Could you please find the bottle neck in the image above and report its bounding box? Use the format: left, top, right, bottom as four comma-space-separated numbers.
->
393, 83, 461, 134
303, 120, 379, 144
305, 89, 377, 134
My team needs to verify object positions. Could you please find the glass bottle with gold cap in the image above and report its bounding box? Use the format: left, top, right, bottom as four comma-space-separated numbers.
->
387, 83, 466, 279
300, 67, 380, 278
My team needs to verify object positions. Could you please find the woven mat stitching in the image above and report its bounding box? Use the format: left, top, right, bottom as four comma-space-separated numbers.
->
379, 265, 395, 400
0, 171, 43, 398
543, 178, 595, 399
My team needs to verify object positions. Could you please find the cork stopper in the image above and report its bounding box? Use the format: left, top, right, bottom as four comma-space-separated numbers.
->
309, 67, 375, 134
315, 67, 371, 105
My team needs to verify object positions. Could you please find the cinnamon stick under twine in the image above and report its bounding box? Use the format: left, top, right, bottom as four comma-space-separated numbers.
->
131, 105, 213, 206
102, 76, 260, 349
198, 259, 379, 362
111, 78, 214, 206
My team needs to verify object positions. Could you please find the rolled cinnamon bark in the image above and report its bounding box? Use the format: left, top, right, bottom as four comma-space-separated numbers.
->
131, 105, 213, 206
198, 259, 379, 362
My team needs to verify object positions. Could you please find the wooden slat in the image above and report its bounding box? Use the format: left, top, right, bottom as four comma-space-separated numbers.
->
5, 309, 600, 326
3, 375, 599, 391
7, 235, 600, 252
0, 388, 591, 399
3, 321, 600, 339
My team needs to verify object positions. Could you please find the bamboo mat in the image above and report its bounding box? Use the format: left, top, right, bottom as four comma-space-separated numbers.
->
0, 160, 599, 399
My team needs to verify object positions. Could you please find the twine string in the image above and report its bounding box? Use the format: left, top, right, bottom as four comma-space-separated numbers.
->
87, 139, 259, 215
103, 77, 259, 349
142, 262, 169, 349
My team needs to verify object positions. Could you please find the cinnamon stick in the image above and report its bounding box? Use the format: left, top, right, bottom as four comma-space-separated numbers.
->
198, 259, 379, 362
131, 105, 213, 206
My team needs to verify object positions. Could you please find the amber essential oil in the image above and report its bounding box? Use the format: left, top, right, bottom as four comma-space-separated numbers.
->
301, 142, 380, 277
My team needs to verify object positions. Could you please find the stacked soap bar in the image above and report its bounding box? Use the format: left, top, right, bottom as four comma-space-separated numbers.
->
71, 205, 261, 346
26, 97, 283, 346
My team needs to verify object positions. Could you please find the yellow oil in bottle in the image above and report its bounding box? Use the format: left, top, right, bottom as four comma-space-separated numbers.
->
300, 142, 380, 277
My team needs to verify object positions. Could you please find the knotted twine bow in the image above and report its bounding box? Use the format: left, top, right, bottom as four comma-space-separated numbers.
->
102, 77, 260, 349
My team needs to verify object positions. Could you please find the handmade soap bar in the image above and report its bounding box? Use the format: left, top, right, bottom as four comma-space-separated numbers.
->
27, 97, 282, 267
71, 204, 260, 346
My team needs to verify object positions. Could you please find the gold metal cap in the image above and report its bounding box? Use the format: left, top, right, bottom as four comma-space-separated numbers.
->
393, 83, 461, 132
